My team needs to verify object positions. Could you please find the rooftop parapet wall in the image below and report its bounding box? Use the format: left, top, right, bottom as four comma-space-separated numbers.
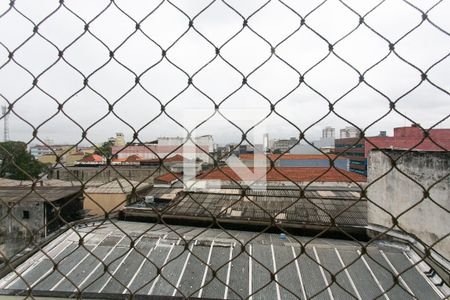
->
367, 150, 449, 259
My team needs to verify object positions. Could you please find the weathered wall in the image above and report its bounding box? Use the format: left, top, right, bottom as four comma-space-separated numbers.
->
0, 201, 45, 242
0, 192, 83, 248
367, 150, 449, 258
49, 166, 166, 184
84, 193, 127, 217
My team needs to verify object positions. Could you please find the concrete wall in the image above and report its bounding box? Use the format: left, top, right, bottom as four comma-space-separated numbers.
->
49, 166, 166, 184
0, 192, 83, 246
367, 150, 449, 259
84, 193, 127, 217
0, 201, 45, 242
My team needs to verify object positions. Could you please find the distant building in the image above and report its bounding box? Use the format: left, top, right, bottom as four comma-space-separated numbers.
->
290, 137, 335, 155
30, 144, 73, 158
157, 135, 214, 153
335, 124, 450, 175
289, 143, 321, 155
271, 137, 298, 153
222, 143, 240, 158
77, 146, 96, 155
322, 126, 335, 138
108, 132, 126, 146
111, 155, 143, 165
112, 135, 214, 163
334, 138, 366, 174
63, 151, 85, 166
239, 153, 349, 170
30, 144, 89, 167
75, 154, 105, 166
239, 144, 264, 155
263, 133, 269, 153
139, 154, 185, 166
339, 126, 360, 139
378, 131, 387, 137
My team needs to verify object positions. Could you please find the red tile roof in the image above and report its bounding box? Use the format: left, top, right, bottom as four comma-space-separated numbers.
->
126, 155, 143, 162
155, 173, 182, 183
239, 154, 340, 160
78, 154, 104, 162
112, 158, 127, 162
140, 154, 186, 164
198, 167, 367, 183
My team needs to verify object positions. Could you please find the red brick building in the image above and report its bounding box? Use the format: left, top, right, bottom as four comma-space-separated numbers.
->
335, 125, 450, 175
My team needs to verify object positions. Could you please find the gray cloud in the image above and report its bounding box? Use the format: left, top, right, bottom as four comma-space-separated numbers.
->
0, 0, 448, 145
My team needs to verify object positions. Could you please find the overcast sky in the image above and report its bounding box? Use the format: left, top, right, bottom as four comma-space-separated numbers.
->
0, 0, 448, 146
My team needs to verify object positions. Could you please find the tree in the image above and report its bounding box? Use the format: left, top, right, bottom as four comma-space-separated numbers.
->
94, 141, 114, 157
0, 141, 46, 180
272, 149, 282, 154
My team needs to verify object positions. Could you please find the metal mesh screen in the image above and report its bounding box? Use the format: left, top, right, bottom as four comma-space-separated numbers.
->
0, 0, 448, 299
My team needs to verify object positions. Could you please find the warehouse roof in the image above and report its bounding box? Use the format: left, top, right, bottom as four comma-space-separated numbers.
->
0, 187, 82, 203
127, 187, 368, 228
84, 178, 150, 194
198, 167, 367, 183
0, 178, 103, 187
0, 221, 444, 299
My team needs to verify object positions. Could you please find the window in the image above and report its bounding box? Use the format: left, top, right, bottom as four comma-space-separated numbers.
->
22, 210, 30, 219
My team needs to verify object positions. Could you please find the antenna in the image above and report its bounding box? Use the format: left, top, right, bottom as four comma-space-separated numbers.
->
2, 105, 10, 142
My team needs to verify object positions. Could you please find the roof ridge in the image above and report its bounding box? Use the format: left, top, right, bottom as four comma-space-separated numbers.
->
116, 178, 126, 193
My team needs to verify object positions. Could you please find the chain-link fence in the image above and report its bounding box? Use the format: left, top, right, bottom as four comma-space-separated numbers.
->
0, 0, 449, 299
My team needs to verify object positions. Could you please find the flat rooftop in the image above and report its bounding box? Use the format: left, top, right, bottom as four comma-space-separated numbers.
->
0, 221, 445, 299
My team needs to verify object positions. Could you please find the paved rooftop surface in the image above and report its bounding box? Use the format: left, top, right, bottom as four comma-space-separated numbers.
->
0, 221, 445, 299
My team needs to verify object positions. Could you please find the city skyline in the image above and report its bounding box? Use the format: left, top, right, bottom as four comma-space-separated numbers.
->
0, 0, 448, 144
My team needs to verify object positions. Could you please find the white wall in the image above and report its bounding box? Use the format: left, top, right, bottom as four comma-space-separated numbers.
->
367, 150, 449, 259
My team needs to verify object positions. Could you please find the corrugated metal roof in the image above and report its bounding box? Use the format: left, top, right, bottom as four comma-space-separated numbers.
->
0, 221, 444, 299
85, 179, 150, 194
0, 187, 82, 203
0, 178, 103, 187
128, 188, 367, 227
